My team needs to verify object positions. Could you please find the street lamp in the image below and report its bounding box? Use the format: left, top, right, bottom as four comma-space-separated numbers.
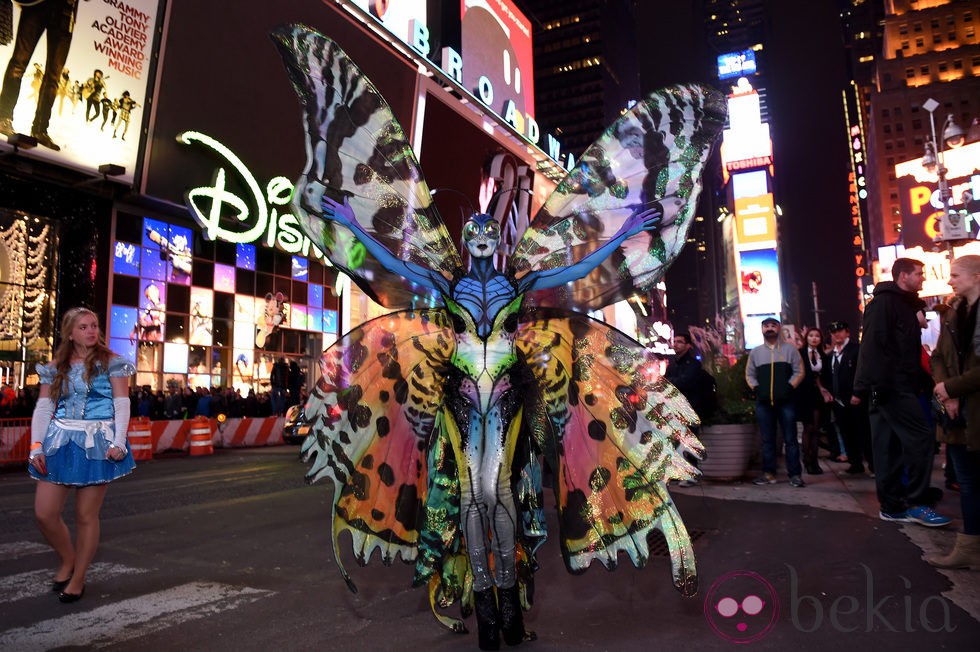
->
922, 98, 967, 248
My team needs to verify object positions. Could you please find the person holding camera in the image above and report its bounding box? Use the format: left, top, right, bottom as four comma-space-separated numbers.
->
855, 257, 951, 528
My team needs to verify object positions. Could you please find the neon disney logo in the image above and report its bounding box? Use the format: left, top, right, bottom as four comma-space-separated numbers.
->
177, 131, 326, 261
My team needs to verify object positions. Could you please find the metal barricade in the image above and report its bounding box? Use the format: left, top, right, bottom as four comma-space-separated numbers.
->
0, 418, 31, 466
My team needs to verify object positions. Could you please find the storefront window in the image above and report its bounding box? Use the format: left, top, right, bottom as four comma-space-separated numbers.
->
109, 212, 336, 395
0, 209, 58, 389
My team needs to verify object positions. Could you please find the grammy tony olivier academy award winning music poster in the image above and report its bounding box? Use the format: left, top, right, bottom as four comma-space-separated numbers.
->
0, 0, 162, 182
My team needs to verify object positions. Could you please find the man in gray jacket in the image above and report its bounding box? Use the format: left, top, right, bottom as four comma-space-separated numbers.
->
746, 317, 805, 486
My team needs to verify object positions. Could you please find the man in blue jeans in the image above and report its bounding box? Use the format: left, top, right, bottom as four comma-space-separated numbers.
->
746, 317, 806, 487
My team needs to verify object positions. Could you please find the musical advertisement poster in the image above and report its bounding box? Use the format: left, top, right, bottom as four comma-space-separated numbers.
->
0, 0, 162, 182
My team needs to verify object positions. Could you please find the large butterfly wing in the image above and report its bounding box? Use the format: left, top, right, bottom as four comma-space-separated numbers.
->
272, 24, 463, 308
510, 84, 726, 311
517, 308, 703, 595
301, 308, 456, 590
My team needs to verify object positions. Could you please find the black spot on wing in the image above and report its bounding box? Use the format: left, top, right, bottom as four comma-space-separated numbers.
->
378, 462, 395, 486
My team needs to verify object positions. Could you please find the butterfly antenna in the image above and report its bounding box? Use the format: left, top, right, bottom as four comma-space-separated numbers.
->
486, 186, 532, 217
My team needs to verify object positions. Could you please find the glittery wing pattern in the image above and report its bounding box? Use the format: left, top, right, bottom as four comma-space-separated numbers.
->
510, 84, 726, 312
516, 309, 704, 595
272, 24, 463, 309
300, 309, 457, 591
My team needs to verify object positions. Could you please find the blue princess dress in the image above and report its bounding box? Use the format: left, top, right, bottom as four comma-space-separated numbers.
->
29, 356, 137, 485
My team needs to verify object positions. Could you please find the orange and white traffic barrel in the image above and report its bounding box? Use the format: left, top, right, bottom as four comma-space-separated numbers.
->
127, 416, 153, 461
189, 416, 214, 456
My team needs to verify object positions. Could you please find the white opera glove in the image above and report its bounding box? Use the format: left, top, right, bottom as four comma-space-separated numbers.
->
30, 398, 55, 459
112, 397, 131, 450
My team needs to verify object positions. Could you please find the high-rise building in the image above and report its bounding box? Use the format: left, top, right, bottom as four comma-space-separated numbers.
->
866, 0, 980, 250
513, 1, 640, 161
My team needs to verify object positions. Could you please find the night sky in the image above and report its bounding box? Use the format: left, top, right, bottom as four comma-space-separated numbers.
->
637, 0, 860, 333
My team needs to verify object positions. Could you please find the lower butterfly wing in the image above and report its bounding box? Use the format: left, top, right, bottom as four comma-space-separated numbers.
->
516, 309, 703, 595
272, 24, 462, 309
301, 309, 455, 591
510, 84, 726, 312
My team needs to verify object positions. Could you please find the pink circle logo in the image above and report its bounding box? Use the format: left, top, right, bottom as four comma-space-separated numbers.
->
704, 570, 780, 644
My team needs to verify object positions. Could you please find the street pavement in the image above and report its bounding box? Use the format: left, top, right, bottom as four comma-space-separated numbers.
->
0, 445, 977, 651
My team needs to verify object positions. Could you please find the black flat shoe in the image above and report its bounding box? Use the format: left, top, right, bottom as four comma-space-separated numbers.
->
51, 576, 72, 593
59, 586, 84, 603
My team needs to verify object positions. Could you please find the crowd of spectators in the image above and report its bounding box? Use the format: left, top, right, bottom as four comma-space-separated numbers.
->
0, 380, 307, 421
129, 384, 308, 420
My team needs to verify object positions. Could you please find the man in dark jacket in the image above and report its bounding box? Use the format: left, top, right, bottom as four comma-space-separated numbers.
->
821, 320, 873, 475
665, 332, 714, 420
745, 317, 805, 486
665, 332, 714, 487
855, 257, 951, 527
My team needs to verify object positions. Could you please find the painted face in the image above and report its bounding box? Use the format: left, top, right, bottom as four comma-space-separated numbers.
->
462, 214, 501, 259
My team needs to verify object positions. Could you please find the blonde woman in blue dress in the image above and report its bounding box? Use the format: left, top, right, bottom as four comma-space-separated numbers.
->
28, 307, 136, 603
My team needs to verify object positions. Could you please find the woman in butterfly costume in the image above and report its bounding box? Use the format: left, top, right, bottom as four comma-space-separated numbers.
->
272, 25, 725, 649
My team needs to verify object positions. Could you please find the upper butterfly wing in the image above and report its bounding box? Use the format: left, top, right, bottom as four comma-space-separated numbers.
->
510, 83, 726, 311
517, 308, 704, 595
272, 24, 462, 309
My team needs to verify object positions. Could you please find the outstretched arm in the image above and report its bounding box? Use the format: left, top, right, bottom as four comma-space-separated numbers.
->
520, 204, 664, 292
322, 196, 445, 292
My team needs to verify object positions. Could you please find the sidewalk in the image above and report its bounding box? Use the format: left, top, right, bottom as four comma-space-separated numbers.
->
671, 451, 980, 626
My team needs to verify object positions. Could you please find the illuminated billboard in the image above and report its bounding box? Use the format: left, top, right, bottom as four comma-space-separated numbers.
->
461, 0, 535, 120
720, 80, 773, 177
350, 1, 426, 45
894, 142, 980, 249
0, 0, 162, 183
737, 248, 782, 348
734, 193, 777, 250
717, 50, 757, 81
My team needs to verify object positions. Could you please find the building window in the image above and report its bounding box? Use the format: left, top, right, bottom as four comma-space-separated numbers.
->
915, 37, 924, 47
914, 22, 923, 32
934, 34, 942, 44
885, 141, 894, 151
939, 62, 948, 72
954, 59, 963, 69
920, 65, 929, 75
900, 24, 908, 35
882, 108, 891, 117
894, 107, 903, 116
883, 124, 892, 134
931, 18, 940, 29
949, 31, 957, 40
897, 139, 906, 148
906, 68, 915, 78
886, 157, 895, 166
902, 40, 910, 49
896, 123, 904, 133
967, 27, 976, 38
966, 11, 974, 22
912, 118, 922, 129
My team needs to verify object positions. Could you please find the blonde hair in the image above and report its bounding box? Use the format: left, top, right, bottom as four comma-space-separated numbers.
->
952, 254, 980, 276
47, 307, 114, 406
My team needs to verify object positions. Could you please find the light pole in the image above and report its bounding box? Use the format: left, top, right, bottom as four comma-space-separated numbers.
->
921, 98, 967, 259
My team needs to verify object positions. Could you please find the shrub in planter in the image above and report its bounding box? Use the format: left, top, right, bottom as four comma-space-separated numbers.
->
697, 355, 757, 480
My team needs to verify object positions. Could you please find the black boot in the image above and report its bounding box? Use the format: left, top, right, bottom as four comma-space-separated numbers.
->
497, 584, 526, 646
474, 588, 501, 650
